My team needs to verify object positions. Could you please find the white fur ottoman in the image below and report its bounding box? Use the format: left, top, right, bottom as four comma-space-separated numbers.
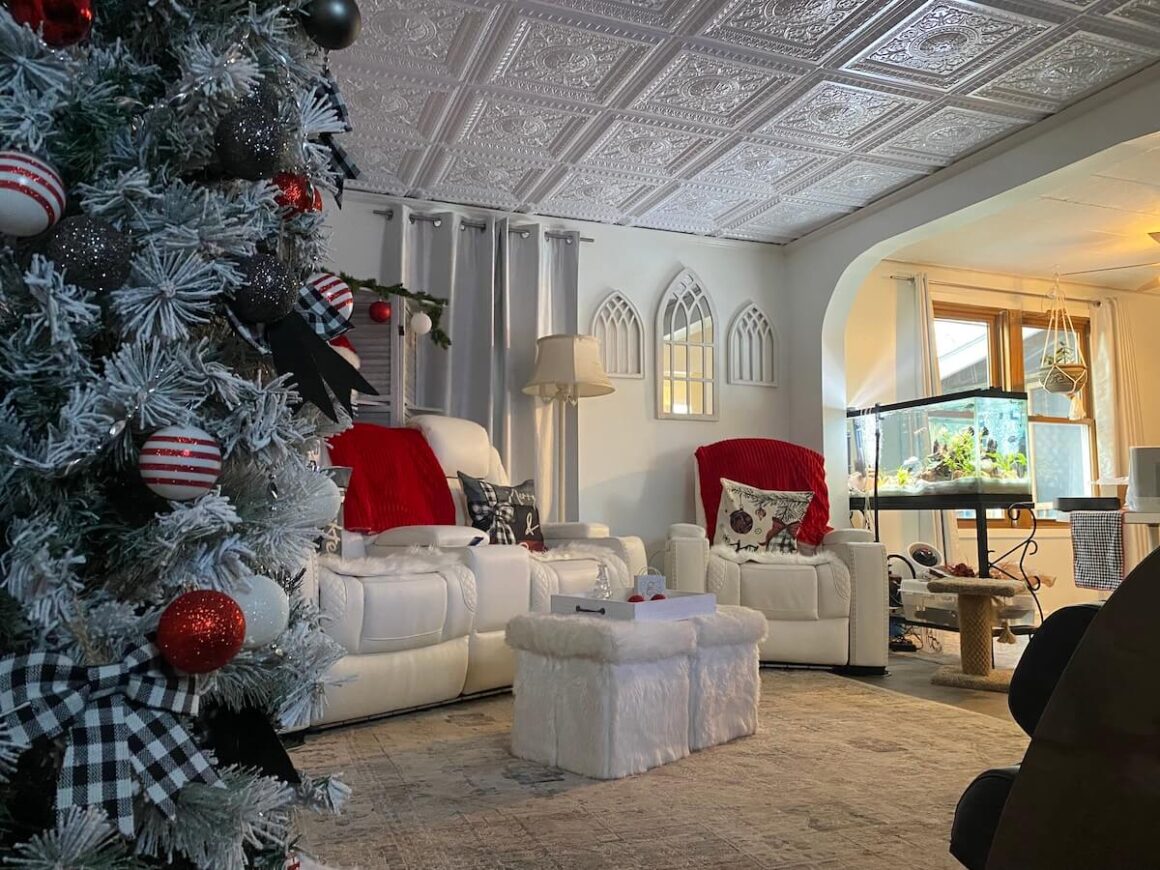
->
688, 606, 766, 751
505, 613, 695, 779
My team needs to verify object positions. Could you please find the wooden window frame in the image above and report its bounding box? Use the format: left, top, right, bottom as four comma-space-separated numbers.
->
932, 302, 1096, 531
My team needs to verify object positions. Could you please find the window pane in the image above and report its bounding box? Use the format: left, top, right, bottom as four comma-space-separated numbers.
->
704, 382, 713, 416
687, 345, 704, 379
690, 381, 704, 416
934, 318, 992, 392
1023, 325, 1080, 417
1030, 422, 1092, 520
672, 380, 688, 415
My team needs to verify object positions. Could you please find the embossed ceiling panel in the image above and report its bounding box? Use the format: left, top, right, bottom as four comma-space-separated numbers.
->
335, 0, 1160, 244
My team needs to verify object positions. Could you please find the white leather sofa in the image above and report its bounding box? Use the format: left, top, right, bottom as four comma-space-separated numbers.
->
665, 463, 888, 673
309, 415, 647, 727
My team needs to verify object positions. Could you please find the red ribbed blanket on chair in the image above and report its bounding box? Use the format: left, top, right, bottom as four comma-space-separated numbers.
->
695, 438, 832, 546
326, 423, 455, 534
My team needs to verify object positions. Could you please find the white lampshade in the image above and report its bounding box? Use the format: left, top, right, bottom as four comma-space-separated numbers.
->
523, 334, 615, 400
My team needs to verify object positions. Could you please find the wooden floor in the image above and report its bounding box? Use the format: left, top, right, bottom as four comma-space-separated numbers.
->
845, 652, 1015, 721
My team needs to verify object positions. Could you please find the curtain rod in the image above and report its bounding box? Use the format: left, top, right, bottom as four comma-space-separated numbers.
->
372, 208, 594, 243
889, 275, 1102, 307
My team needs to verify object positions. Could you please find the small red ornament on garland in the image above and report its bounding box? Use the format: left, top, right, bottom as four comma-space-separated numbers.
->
9, 0, 94, 47
368, 299, 391, 323
272, 171, 322, 216
157, 590, 246, 674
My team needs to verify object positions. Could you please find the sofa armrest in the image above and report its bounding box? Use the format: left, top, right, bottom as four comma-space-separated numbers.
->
543, 534, 647, 576
372, 525, 488, 548
665, 524, 709, 593
823, 528, 874, 546
541, 521, 610, 539
825, 538, 888, 670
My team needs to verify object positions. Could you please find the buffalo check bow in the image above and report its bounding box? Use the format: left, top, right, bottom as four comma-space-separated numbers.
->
0, 641, 219, 836
468, 481, 517, 545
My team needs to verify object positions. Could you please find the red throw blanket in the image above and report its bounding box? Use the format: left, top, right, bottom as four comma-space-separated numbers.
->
326, 423, 455, 534
696, 438, 831, 546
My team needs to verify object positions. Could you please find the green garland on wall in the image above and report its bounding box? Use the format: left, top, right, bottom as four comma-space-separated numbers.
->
339, 273, 452, 348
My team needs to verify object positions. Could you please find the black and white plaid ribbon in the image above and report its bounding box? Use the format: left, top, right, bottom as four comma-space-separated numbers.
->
299, 283, 353, 342
469, 482, 517, 545
1071, 510, 1124, 591
0, 641, 219, 836
317, 71, 360, 206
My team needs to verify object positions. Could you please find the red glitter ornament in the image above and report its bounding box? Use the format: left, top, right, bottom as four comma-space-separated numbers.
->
368, 299, 392, 323
157, 590, 246, 674
272, 171, 322, 216
9, 0, 94, 47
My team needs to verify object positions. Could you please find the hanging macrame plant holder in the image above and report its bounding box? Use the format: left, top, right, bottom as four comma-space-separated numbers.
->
1037, 284, 1088, 419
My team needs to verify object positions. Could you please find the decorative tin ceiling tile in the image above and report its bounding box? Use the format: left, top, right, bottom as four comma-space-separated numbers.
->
454, 93, 593, 158
488, 12, 658, 103
730, 198, 855, 241
790, 158, 928, 206
539, 168, 660, 222
756, 81, 922, 148
844, 1, 1051, 88
425, 148, 550, 209
628, 48, 801, 126
579, 117, 719, 174
355, 0, 496, 78
693, 139, 831, 191
333, 0, 1160, 243
700, 0, 889, 62
974, 32, 1155, 111
875, 105, 1027, 162
635, 183, 757, 233
548, 0, 699, 29
1106, 0, 1160, 30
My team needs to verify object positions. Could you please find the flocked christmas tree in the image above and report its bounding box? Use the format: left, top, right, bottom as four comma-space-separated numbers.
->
0, 0, 373, 866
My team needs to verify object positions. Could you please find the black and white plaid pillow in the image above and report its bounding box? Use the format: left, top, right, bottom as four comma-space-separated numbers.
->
458, 473, 545, 552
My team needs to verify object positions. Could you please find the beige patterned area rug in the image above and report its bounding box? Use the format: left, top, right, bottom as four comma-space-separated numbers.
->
291, 671, 1027, 870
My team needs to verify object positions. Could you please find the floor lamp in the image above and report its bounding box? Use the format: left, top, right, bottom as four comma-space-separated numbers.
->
523, 334, 615, 523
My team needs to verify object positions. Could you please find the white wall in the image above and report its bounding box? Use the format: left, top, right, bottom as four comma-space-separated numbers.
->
845, 260, 1160, 612
322, 191, 785, 559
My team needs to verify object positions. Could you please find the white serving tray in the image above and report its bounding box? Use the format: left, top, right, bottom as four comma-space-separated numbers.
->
550, 591, 716, 622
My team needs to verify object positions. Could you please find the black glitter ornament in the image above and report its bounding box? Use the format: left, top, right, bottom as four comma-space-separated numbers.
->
215, 108, 287, 181
300, 0, 361, 51
233, 255, 298, 323
45, 216, 133, 290
730, 510, 754, 535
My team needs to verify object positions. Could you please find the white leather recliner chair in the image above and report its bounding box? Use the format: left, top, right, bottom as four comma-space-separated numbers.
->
310, 415, 647, 727
665, 450, 888, 673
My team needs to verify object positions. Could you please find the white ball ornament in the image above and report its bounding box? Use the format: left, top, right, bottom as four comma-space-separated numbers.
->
139, 425, 222, 500
0, 150, 66, 237
410, 310, 432, 336
306, 474, 343, 526
232, 575, 290, 649
309, 272, 353, 320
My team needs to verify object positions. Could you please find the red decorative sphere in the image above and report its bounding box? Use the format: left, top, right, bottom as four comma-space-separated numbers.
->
9, 0, 94, 47
368, 301, 392, 324
157, 590, 246, 674
368, 299, 392, 323
272, 171, 322, 216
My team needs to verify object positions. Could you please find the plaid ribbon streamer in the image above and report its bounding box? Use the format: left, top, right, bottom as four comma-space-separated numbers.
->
317, 71, 360, 206
468, 481, 517, 545
1071, 510, 1124, 591
0, 641, 219, 836
298, 283, 353, 341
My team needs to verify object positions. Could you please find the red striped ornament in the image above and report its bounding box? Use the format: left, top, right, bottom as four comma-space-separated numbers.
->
139, 425, 222, 501
309, 272, 353, 320
0, 150, 65, 237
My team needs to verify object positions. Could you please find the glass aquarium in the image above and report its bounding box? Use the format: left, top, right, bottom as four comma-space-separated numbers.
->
848, 389, 1031, 500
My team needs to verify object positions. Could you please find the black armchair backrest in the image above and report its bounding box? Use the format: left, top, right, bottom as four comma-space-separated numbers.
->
1007, 603, 1101, 737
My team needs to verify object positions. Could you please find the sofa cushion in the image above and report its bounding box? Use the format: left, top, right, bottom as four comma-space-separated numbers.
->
715, 479, 812, 554
737, 558, 851, 622
459, 473, 545, 551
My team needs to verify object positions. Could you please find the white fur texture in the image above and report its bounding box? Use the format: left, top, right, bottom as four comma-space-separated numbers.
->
688, 642, 760, 751
319, 548, 462, 577
511, 651, 692, 779
691, 605, 766, 647
506, 613, 695, 663
709, 545, 848, 570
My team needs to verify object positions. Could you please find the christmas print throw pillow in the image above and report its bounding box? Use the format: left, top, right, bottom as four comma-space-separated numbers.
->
715, 479, 814, 554
458, 473, 546, 552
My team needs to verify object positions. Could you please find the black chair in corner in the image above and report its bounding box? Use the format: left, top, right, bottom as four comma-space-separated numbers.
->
950, 546, 1160, 870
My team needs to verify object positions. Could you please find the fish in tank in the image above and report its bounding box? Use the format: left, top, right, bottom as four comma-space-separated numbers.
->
847, 389, 1031, 498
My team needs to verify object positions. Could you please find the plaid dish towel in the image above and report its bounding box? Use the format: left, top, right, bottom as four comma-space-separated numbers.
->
1071, 511, 1124, 591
